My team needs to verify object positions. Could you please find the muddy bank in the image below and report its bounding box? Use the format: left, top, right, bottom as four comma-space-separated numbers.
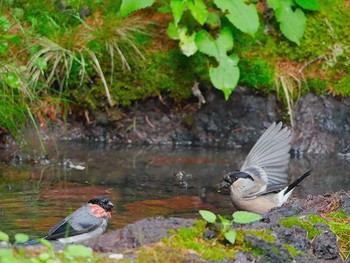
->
38, 87, 350, 156
82, 190, 350, 262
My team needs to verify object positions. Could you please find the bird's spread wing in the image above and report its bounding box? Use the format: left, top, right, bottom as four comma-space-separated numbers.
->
240, 122, 292, 190
44, 206, 101, 240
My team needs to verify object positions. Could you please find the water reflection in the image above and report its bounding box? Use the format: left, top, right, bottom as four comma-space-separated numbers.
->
0, 142, 349, 239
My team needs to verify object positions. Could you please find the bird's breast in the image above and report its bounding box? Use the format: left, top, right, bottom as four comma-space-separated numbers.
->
88, 204, 111, 218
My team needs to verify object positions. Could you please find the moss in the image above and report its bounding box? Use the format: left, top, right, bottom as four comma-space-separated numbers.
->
161, 220, 235, 261
285, 244, 306, 258
238, 58, 275, 93
280, 213, 350, 259
279, 217, 322, 239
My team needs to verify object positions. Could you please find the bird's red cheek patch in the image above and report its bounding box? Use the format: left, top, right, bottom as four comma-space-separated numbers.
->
89, 204, 111, 218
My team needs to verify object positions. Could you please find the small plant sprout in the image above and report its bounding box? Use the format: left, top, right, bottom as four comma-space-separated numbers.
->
199, 210, 262, 245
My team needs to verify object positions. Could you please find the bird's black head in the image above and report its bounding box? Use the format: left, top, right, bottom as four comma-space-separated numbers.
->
223, 171, 254, 185
88, 196, 114, 212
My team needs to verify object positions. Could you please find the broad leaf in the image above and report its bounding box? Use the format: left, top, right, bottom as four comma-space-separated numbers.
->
178, 28, 198, 56
209, 56, 240, 100
224, 229, 236, 244
205, 12, 221, 28
167, 22, 179, 39
195, 30, 219, 59
14, 233, 29, 243
0, 231, 9, 243
199, 210, 217, 223
64, 245, 93, 258
119, 0, 155, 17
187, 0, 209, 25
214, 0, 259, 37
216, 27, 234, 53
170, 0, 187, 25
295, 0, 319, 11
279, 3, 306, 45
232, 211, 263, 224
267, 0, 281, 10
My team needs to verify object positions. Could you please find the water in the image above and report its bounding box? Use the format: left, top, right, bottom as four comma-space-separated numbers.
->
0, 142, 349, 239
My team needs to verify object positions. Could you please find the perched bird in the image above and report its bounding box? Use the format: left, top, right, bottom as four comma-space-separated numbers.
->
22, 196, 114, 245
223, 122, 311, 214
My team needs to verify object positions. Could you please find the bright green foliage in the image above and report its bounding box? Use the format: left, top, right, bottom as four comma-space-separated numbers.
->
14, 233, 29, 244
63, 245, 93, 258
119, 0, 155, 17
167, 0, 319, 99
0, 231, 110, 262
196, 28, 239, 99
233, 211, 263, 224
269, 0, 307, 45
199, 210, 216, 223
0, 231, 9, 243
199, 209, 262, 244
295, 0, 319, 11
214, 0, 259, 37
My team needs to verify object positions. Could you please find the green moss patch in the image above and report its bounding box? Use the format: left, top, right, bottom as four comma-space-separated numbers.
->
280, 212, 350, 259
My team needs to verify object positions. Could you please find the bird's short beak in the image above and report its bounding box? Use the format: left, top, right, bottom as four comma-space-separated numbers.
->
223, 174, 233, 185
107, 201, 114, 210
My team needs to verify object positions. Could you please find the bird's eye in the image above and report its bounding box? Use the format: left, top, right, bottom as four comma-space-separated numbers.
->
234, 176, 238, 181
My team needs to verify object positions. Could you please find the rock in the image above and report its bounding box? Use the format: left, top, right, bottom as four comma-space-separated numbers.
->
82, 217, 194, 252
312, 230, 341, 260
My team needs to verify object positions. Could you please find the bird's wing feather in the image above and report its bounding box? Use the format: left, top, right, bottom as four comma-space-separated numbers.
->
242, 183, 286, 198
240, 122, 292, 186
44, 206, 101, 240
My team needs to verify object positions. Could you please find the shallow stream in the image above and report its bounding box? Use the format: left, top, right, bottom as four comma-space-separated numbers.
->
1, 142, 349, 239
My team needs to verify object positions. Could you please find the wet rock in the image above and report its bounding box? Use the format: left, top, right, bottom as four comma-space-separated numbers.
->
312, 229, 340, 260
293, 93, 350, 154
82, 217, 194, 252
275, 226, 310, 253
244, 234, 293, 263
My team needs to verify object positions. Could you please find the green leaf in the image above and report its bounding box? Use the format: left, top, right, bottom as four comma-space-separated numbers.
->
63, 245, 93, 258
119, 0, 155, 17
216, 27, 234, 52
218, 214, 231, 231
224, 229, 236, 244
178, 28, 198, 56
187, 0, 209, 25
279, 4, 306, 45
0, 232, 9, 244
267, 0, 281, 10
195, 30, 219, 59
214, 0, 259, 37
1, 35, 22, 47
205, 12, 221, 29
0, 42, 8, 55
295, 0, 319, 11
167, 22, 179, 39
199, 210, 217, 223
5, 72, 20, 89
0, 248, 13, 256
232, 211, 263, 224
209, 56, 240, 100
14, 233, 29, 243
0, 15, 11, 32
170, 0, 187, 25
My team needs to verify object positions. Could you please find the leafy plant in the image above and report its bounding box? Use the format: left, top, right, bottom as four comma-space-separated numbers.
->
0, 231, 105, 262
165, 0, 319, 99
199, 210, 262, 244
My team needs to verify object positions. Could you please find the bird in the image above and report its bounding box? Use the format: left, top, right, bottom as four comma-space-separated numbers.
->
223, 122, 311, 214
21, 196, 114, 245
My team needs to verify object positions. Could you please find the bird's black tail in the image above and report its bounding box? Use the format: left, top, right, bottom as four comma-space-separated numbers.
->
284, 170, 312, 195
